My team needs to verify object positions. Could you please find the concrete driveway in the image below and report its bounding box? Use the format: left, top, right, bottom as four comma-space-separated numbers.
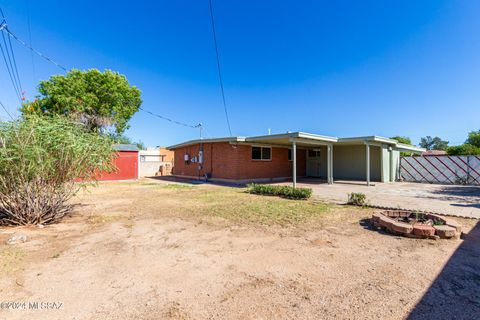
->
288, 179, 480, 219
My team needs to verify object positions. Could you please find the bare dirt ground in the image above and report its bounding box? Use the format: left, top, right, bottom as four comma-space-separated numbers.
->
0, 179, 478, 320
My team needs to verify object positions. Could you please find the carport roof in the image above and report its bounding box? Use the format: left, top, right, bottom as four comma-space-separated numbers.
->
167, 132, 425, 153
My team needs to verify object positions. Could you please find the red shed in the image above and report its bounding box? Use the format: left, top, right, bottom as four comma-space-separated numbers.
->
97, 144, 139, 181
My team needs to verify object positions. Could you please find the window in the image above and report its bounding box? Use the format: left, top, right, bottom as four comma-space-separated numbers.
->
308, 150, 321, 158
252, 146, 271, 160
288, 149, 292, 161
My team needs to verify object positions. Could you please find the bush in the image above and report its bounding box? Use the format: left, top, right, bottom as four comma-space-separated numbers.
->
0, 116, 115, 225
347, 192, 367, 206
446, 144, 480, 155
247, 183, 312, 200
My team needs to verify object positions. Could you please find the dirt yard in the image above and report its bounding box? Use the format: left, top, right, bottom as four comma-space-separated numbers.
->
0, 179, 479, 320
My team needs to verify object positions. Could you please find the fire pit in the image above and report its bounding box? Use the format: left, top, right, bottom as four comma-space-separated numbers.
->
371, 210, 462, 239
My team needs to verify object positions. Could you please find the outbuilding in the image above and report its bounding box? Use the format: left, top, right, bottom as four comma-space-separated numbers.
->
97, 144, 139, 181
167, 132, 424, 186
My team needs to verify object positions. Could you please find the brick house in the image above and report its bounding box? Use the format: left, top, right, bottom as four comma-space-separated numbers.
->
167, 132, 424, 186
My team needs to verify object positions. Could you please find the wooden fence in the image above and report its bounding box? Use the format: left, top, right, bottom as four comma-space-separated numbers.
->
400, 155, 480, 185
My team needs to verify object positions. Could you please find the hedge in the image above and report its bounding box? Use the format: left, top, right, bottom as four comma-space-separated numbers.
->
247, 183, 312, 200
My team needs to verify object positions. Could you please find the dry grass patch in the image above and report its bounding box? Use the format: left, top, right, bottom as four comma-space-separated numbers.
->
187, 187, 331, 226
0, 247, 25, 274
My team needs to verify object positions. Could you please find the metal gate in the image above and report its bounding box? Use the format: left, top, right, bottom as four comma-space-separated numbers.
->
400, 155, 480, 185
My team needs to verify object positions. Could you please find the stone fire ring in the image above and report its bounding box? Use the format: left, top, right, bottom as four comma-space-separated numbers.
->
371, 210, 462, 240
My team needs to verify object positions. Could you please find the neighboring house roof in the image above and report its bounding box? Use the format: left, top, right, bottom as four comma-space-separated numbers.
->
167, 132, 425, 153
422, 150, 447, 156
113, 144, 139, 152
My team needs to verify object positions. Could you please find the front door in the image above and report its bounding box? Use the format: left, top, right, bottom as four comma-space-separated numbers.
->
307, 149, 322, 177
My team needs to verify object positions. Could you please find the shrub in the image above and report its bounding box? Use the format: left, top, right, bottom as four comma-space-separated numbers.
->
0, 116, 115, 225
446, 144, 480, 155
347, 192, 367, 206
247, 183, 312, 200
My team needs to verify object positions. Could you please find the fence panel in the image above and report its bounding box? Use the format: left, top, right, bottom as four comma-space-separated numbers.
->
400, 155, 480, 185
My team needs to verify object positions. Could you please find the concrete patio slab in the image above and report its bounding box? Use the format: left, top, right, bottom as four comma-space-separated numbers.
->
279, 179, 480, 219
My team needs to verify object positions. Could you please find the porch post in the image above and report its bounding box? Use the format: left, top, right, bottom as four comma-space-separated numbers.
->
292, 140, 297, 188
389, 147, 394, 182
327, 144, 333, 184
366, 143, 370, 186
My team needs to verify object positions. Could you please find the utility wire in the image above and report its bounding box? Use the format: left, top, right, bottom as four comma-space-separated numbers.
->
0, 8, 23, 103
3, 25, 67, 72
0, 23, 22, 102
208, 0, 232, 136
0, 99, 14, 120
6, 27, 23, 94
26, 0, 36, 81
139, 107, 201, 129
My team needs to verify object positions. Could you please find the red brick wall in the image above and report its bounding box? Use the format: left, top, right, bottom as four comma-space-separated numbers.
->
172, 142, 306, 181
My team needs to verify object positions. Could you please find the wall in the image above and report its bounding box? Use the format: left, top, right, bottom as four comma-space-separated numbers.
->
333, 145, 381, 181
138, 149, 173, 177
97, 151, 138, 181
172, 142, 306, 181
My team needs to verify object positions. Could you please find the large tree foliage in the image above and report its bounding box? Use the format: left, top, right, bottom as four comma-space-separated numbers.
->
109, 134, 145, 150
445, 130, 480, 155
0, 116, 115, 225
390, 136, 412, 145
419, 136, 449, 150
21, 69, 142, 135
466, 130, 480, 148
447, 144, 480, 156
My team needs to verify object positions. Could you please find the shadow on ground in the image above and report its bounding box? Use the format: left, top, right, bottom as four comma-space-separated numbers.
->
146, 176, 245, 188
407, 221, 480, 319
430, 185, 480, 205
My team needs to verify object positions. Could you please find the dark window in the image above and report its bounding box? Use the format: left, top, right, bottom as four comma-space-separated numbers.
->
308, 150, 321, 158
262, 147, 271, 160
252, 146, 271, 160
288, 149, 292, 161
252, 147, 262, 160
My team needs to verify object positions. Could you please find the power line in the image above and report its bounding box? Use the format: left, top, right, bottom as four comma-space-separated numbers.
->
208, 0, 232, 136
6, 26, 23, 94
0, 8, 23, 104
0, 99, 14, 120
3, 25, 67, 72
26, 0, 36, 81
139, 107, 201, 129
0, 23, 22, 103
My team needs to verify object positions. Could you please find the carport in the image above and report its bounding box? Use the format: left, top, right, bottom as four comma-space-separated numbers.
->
244, 132, 424, 187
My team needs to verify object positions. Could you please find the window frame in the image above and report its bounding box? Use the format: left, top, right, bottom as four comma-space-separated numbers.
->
251, 146, 272, 161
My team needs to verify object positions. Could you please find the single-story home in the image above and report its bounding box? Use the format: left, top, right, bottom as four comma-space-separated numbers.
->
167, 132, 425, 186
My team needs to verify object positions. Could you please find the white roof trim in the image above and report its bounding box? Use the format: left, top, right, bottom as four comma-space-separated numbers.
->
167, 132, 425, 153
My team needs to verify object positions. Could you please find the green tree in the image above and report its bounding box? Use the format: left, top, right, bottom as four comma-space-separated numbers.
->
0, 115, 115, 225
466, 130, 480, 148
22, 69, 142, 135
419, 136, 449, 150
110, 134, 146, 150
390, 136, 412, 145
390, 136, 413, 157
447, 144, 480, 155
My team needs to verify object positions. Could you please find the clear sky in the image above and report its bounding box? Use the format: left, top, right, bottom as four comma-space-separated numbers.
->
0, 0, 479, 147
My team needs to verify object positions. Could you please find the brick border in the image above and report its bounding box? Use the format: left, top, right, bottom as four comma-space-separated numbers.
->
371, 210, 462, 240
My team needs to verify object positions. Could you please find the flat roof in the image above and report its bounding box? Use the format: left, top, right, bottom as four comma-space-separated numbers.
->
113, 144, 139, 152
167, 132, 425, 153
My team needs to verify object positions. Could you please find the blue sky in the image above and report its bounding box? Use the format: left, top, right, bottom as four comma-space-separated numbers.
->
0, 0, 479, 147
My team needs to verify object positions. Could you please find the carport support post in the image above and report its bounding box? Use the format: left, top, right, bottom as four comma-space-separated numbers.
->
292, 140, 297, 188
327, 144, 333, 184
366, 143, 371, 186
